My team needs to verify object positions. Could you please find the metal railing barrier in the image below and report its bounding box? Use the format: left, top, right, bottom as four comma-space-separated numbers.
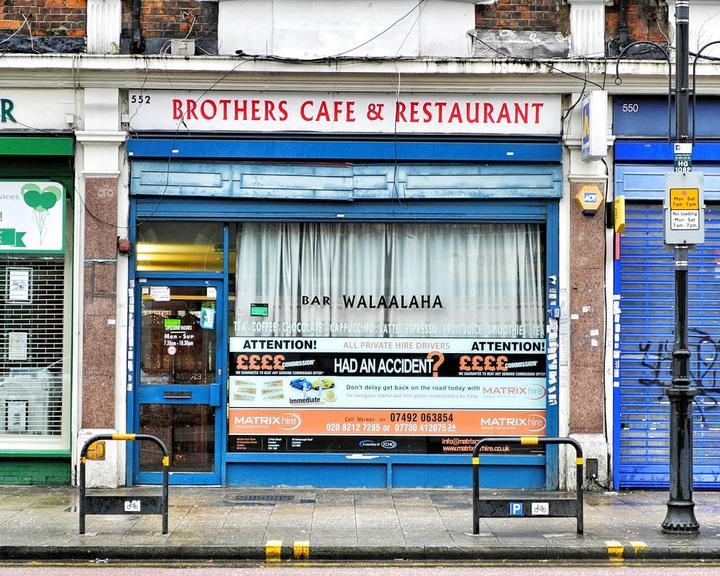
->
79, 433, 169, 534
472, 436, 584, 535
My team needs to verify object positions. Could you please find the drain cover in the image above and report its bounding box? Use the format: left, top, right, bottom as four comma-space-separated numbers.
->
224, 494, 296, 505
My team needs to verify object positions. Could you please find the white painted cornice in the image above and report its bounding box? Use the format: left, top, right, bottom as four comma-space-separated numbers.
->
0, 54, 719, 94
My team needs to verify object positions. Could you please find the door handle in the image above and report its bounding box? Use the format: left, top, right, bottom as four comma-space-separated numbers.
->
209, 385, 221, 407
163, 391, 192, 400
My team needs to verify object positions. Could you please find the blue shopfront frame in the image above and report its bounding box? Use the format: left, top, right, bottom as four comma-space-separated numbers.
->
126, 138, 561, 489
132, 277, 226, 486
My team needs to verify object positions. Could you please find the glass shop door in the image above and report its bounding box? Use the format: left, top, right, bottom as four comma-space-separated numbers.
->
132, 278, 223, 484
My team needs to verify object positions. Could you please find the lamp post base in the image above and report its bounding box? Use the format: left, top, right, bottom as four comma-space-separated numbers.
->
662, 500, 699, 534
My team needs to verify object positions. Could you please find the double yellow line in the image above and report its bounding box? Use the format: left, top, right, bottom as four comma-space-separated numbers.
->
265, 540, 310, 561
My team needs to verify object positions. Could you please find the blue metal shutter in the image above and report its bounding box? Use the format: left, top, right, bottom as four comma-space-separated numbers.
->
618, 202, 720, 488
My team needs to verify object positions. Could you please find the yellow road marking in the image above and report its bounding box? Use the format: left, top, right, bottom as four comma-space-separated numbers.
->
605, 540, 624, 560
630, 540, 648, 554
293, 540, 310, 559
265, 540, 282, 561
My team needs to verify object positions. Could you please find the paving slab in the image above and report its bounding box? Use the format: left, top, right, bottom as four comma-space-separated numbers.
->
0, 486, 718, 561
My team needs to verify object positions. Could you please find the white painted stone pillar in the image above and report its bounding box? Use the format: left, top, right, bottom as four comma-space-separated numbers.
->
568, 0, 613, 58
74, 88, 127, 487
87, 0, 121, 54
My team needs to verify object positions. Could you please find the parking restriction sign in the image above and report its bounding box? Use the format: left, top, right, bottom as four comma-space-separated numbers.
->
664, 173, 704, 245
670, 188, 700, 230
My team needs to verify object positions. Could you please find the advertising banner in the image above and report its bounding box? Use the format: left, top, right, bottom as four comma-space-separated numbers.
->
227, 337, 547, 454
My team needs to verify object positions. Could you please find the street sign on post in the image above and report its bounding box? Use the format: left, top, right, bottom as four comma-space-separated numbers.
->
673, 142, 693, 173
664, 172, 704, 246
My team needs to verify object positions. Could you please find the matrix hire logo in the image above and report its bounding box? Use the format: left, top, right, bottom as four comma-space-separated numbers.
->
233, 413, 301, 431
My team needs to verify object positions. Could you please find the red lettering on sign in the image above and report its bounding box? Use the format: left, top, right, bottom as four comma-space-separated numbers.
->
449, 102, 462, 123
514, 103, 528, 124
484, 103, 495, 123
172, 99, 182, 120
497, 103, 511, 123
423, 102, 432, 122
166, 96, 547, 128
300, 100, 313, 121
219, 99, 231, 120
185, 99, 198, 120
278, 100, 289, 121
408, 102, 419, 123
467, 103, 479, 123
531, 102, 543, 123
316, 100, 330, 121
396, 102, 407, 122
250, 100, 261, 121
200, 99, 217, 120
265, 100, 277, 121
234, 100, 247, 121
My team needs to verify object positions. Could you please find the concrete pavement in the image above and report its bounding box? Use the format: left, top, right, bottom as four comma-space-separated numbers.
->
0, 486, 719, 562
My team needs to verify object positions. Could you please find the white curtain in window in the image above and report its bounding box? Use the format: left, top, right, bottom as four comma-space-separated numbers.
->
234, 222, 544, 339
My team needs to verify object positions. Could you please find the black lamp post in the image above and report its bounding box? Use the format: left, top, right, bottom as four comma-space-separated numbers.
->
615, 0, 700, 534
661, 0, 699, 535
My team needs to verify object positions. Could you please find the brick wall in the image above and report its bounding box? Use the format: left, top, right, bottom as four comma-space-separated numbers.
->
605, 1, 669, 57
120, 0, 218, 53
0, 0, 217, 53
606, 0, 669, 46
475, 0, 569, 34
0, 459, 70, 484
0, 0, 86, 37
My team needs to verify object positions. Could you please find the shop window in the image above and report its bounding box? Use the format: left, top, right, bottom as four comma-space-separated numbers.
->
228, 221, 548, 455
233, 222, 545, 339
136, 221, 223, 273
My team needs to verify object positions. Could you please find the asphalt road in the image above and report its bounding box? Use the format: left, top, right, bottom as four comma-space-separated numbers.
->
2, 562, 720, 575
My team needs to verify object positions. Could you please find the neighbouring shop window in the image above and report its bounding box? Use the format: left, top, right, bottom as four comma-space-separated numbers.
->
228, 221, 548, 455
136, 221, 223, 273
0, 257, 67, 440
0, 178, 71, 454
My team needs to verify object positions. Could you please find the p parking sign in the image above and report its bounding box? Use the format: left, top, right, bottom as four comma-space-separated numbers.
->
664, 172, 704, 245
509, 502, 523, 516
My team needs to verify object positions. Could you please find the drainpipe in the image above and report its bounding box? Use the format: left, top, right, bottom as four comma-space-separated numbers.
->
618, 0, 628, 50
131, 0, 144, 53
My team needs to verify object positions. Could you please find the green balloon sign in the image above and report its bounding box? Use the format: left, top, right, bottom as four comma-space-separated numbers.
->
22, 183, 61, 213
